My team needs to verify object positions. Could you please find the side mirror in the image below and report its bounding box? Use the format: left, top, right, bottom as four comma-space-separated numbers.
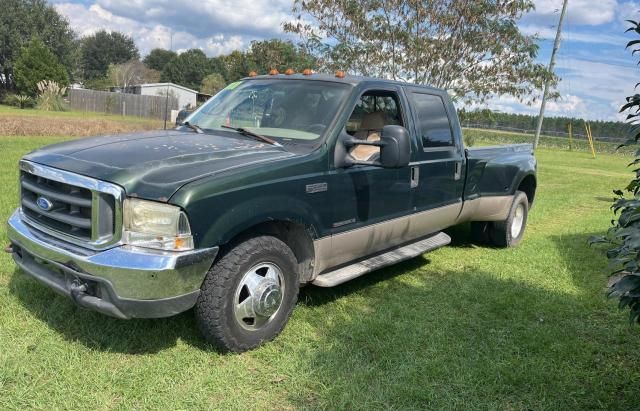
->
379, 125, 411, 168
335, 125, 411, 169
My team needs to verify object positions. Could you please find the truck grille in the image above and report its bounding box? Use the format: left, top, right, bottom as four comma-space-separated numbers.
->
19, 161, 124, 249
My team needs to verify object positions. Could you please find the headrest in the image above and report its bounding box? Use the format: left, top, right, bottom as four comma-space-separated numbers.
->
360, 111, 385, 130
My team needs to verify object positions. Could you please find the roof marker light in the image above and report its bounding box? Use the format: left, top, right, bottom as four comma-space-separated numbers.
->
285, 68, 295, 75
335, 70, 346, 78
302, 68, 313, 76
248, 71, 257, 77
269, 69, 279, 75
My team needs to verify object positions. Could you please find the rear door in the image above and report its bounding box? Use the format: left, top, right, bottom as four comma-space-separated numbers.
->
404, 88, 465, 232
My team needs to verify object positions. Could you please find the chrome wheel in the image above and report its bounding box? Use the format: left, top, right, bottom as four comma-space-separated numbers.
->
511, 204, 525, 239
233, 262, 285, 331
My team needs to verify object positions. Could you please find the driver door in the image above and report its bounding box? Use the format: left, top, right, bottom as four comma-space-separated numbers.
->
322, 86, 414, 270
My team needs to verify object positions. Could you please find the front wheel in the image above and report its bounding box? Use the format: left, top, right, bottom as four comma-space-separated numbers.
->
195, 236, 299, 352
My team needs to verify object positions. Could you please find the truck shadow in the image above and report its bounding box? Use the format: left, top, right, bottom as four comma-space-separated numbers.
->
5, 230, 613, 358
8, 268, 210, 354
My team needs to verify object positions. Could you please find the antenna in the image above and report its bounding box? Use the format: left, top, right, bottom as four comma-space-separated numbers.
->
533, 0, 569, 151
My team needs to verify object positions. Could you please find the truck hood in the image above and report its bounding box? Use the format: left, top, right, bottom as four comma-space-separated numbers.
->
23, 129, 296, 201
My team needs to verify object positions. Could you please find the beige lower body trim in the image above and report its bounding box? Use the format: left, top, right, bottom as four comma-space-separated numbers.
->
312, 195, 514, 277
313, 203, 461, 275
455, 195, 513, 223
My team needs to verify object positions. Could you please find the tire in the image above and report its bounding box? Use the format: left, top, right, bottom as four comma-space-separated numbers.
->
195, 236, 299, 352
488, 191, 529, 248
470, 221, 490, 244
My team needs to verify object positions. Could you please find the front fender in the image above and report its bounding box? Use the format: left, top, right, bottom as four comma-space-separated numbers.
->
183, 194, 325, 249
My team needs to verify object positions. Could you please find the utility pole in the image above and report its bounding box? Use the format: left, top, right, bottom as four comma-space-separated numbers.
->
163, 30, 174, 130
533, 0, 569, 151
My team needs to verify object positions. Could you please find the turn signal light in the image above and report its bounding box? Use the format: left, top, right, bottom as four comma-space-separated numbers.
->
269, 69, 279, 75
335, 70, 346, 78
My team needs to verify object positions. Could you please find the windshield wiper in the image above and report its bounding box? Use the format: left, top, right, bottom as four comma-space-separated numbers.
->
221, 125, 282, 147
183, 121, 204, 134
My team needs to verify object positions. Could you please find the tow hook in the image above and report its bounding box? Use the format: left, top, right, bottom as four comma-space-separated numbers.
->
69, 281, 88, 304
4, 245, 14, 254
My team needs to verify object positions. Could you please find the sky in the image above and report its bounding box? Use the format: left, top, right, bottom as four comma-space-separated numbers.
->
49, 0, 640, 121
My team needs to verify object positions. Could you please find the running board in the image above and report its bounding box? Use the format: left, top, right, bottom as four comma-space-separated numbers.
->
312, 232, 451, 287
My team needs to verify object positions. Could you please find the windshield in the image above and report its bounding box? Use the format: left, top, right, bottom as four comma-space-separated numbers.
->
185, 79, 351, 143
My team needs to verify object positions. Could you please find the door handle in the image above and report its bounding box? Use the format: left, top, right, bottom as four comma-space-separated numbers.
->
454, 161, 462, 181
410, 166, 419, 188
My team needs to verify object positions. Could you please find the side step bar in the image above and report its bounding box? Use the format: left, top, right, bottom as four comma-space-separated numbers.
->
312, 232, 451, 287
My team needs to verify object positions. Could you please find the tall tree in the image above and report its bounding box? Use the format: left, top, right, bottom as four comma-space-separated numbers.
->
14, 38, 69, 96
160, 49, 211, 90
80, 30, 139, 81
143, 49, 177, 72
200, 73, 226, 95
248, 39, 317, 74
108, 60, 160, 89
284, 0, 553, 102
0, 0, 75, 92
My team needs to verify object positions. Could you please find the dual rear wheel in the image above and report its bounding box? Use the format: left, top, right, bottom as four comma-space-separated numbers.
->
471, 190, 529, 248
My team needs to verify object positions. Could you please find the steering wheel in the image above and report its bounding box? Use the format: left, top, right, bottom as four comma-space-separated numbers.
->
304, 123, 327, 134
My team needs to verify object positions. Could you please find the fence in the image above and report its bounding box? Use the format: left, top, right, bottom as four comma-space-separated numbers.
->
461, 122, 627, 144
68, 89, 179, 120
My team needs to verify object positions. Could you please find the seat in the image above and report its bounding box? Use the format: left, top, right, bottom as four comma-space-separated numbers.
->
350, 111, 385, 161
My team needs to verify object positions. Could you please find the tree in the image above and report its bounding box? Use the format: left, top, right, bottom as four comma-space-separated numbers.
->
200, 73, 226, 95
284, 0, 553, 102
248, 39, 317, 74
220, 50, 254, 83
80, 30, 139, 81
590, 18, 640, 324
13, 38, 68, 96
160, 49, 211, 90
0, 0, 76, 92
107, 60, 160, 89
143, 48, 177, 72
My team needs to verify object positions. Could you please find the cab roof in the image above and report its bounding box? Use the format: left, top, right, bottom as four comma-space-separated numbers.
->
241, 73, 444, 93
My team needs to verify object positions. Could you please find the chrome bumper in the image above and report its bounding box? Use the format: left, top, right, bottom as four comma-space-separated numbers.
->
7, 209, 218, 319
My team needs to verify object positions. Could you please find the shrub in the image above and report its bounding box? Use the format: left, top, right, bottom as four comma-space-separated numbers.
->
4, 94, 35, 109
13, 38, 69, 97
590, 18, 640, 324
35, 80, 67, 111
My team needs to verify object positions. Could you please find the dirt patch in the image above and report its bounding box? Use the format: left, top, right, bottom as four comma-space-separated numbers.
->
0, 115, 163, 137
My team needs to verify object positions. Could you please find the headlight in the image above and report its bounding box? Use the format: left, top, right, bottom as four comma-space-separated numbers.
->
123, 198, 194, 251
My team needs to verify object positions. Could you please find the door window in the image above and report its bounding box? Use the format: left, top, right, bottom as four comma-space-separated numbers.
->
346, 91, 404, 161
410, 93, 454, 149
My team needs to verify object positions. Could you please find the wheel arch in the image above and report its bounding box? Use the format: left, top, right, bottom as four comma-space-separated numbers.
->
516, 174, 537, 207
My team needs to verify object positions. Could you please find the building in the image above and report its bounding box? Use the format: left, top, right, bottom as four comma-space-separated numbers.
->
130, 83, 198, 109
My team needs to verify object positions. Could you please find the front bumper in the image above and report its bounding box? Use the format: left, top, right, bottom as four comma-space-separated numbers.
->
7, 209, 218, 319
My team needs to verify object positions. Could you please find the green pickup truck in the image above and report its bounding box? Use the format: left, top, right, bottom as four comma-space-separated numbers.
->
7, 73, 536, 352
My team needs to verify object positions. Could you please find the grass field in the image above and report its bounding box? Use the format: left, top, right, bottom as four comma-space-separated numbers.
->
0, 105, 163, 137
1, 110, 639, 409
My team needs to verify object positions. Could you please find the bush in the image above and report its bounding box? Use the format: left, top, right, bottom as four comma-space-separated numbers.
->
35, 80, 67, 111
4, 94, 35, 109
590, 18, 640, 324
13, 38, 69, 97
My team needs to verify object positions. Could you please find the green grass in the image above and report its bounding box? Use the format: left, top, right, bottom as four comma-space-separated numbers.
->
1, 135, 639, 409
0, 104, 163, 124
465, 127, 634, 155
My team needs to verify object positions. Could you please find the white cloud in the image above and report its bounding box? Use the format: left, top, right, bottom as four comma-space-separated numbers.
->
520, 24, 628, 45
94, 0, 291, 38
54, 2, 257, 56
526, 0, 617, 26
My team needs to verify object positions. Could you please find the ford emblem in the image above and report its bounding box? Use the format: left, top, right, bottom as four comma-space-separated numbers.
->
36, 196, 53, 212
